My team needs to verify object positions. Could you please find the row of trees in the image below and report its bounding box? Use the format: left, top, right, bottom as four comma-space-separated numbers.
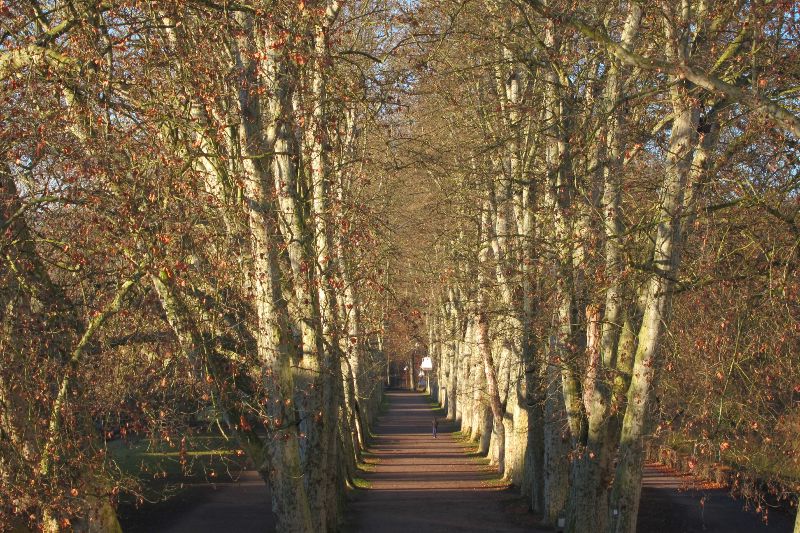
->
399, 1, 799, 533
1, 1, 402, 530
2, 0, 799, 532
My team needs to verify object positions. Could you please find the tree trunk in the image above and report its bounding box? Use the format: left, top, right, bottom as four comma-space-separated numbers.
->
233, 12, 312, 530
543, 336, 570, 525
527, 375, 546, 514
470, 320, 487, 443
458, 320, 473, 430
567, 305, 613, 533
506, 361, 527, 485
609, 45, 699, 532
477, 309, 506, 474
566, 7, 643, 530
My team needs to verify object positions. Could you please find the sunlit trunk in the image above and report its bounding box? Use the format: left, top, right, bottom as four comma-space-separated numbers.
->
232, 12, 312, 530
609, 24, 700, 528
565, 7, 643, 531
476, 307, 506, 473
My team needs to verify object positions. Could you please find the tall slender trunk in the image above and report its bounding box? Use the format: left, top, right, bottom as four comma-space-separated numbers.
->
476, 307, 506, 474
527, 380, 546, 514
457, 320, 472, 428
232, 12, 312, 530
567, 305, 613, 532
272, 87, 328, 486
505, 356, 527, 485
447, 335, 459, 421
305, 4, 347, 525
540, 21, 575, 525
609, 27, 700, 529
520, 146, 543, 507
338, 386, 359, 485
469, 318, 488, 444
543, 336, 570, 525
565, 6, 643, 531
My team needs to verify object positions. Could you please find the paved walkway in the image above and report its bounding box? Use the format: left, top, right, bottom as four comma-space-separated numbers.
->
344, 390, 542, 532
119, 471, 275, 532
119, 390, 797, 532
639, 464, 795, 532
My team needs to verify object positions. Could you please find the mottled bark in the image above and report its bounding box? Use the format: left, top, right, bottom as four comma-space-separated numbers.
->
232, 11, 312, 530
609, 19, 700, 528
477, 308, 506, 474
527, 370, 546, 514
565, 9, 643, 531
304, 3, 347, 525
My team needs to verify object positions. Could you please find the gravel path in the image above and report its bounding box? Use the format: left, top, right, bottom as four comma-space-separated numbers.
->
343, 390, 544, 533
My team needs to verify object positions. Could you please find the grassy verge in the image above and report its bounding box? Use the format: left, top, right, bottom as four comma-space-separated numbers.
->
352, 476, 372, 489
662, 434, 800, 484
360, 452, 381, 465
452, 429, 472, 443
357, 459, 379, 472
378, 393, 390, 414
109, 432, 247, 506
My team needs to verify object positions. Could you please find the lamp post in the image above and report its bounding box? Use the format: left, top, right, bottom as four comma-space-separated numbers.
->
420, 356, 433, 395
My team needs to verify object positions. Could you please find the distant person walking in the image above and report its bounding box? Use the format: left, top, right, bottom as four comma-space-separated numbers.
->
432, 416, 438, 439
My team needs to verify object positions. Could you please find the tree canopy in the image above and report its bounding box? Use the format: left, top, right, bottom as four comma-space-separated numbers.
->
1, 1, 799, 532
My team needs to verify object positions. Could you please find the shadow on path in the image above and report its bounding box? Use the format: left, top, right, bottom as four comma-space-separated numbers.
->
638, 464, 795, 532
118, 470, 275, 532
344, 390, 543, 533
119, 389, 797, 532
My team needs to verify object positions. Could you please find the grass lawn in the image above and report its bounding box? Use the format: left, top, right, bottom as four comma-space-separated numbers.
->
108, 432, 250, 505
663, 435, 800, 487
